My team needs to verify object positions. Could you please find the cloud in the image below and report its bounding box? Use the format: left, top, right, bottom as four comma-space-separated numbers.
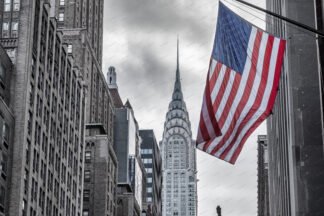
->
104, 0, 217, 43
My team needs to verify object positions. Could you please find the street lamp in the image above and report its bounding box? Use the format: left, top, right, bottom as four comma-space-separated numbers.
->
216, 205, 221, 216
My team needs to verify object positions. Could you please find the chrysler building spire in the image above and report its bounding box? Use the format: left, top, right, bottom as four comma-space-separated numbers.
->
170, 39, 185, 111
161, 39, 197, 216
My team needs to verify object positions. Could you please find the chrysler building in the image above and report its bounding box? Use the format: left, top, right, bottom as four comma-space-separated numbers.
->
160, 41, 197, 216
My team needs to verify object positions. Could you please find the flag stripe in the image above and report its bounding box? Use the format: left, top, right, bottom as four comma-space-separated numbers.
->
229, 39, 285, 163
212, 67, 232, 114
199, 111, 210, 141
226, 37, 281, 163
202, 92, 216, 138
220, 35, 275, 161
209, 61, 222, 93
211, 65, 227, 104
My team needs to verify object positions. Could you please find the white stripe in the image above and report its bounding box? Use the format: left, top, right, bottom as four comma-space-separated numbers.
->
211, 65, 227, 103
214, 32, 269, 158
209, 60, 218, 80
197, 141, 206, 150
205, 27, 258, 154
225, 37, 281, 162
202, 93, 216, 138
215, 69, 236, 121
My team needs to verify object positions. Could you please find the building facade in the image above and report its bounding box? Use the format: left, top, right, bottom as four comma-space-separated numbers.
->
0, 1, 87, 216
83, 134, 118, 216
0, 44, 14, 216
257, 135, 269, 216
54, 0, 104, 66
160, 44, 197, 216
266, 0, 324, 215
139, 130, 162, 216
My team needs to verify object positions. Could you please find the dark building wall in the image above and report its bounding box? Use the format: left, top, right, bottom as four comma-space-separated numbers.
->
139, 130, 162, 216
83, 135, 118, 216
266, 0, 324, 215
257, 135, 269, 216
114, 108, 130, 185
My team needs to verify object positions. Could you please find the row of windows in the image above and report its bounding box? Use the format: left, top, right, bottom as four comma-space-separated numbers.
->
142, 158, 152, 164
140, 149, 152, 154
3, 0, 20, 12
2, 21, 18, 38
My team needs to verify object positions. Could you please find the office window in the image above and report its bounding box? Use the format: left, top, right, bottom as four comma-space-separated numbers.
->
13, 0, 19, 11
147, 187, 152, 193
145, 168, 152, 173
147, 177, 152, 183
2, 22, 9, 38
4, 0, 11, 11
59, 0, 65, 5
85, 151, 91, 162
58, 13, 64, 22
83, 190, 90, 201
83, 210, 89, 216
67, 44, 72, 53
84, 170, 90, 182
146, 197, 152, 202
142, 158, 152, 164
11, 22, 18, 38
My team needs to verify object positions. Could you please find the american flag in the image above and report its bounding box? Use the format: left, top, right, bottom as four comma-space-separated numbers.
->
196, 2, 286, 164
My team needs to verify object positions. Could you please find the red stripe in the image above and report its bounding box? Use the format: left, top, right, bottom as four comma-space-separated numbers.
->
229, 39, 285, 164
220, 35, 274, 160
217, 72, 242, 128
229, 114, 266, 164
203, 137, 214, 152
266, 40, 286, 114
212, 67, 232, 113
208, 30, 263, 156
205, 70, 222, 138
209, 62, 223, 92
199, 111, 210, 142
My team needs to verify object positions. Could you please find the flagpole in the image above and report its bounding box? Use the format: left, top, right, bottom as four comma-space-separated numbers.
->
229, 0, 324, 37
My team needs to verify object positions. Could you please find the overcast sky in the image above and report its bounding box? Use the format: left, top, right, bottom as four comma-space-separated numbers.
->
103, 0, 266, 215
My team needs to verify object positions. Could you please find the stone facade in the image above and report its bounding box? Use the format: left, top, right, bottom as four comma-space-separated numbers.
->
83, 134, 118, 216
160, 43, 197, 216
0, 1, 86, 216
54, 0, 104, 66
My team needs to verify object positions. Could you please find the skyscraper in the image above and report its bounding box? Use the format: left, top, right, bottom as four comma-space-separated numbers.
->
160, 42, 197, 216
54, 1, 118, 216
266, 0, 324, 215
0, 1, 86, 216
